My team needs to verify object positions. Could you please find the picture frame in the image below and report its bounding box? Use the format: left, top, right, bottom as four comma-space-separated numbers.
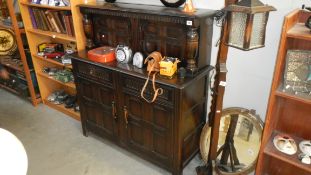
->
283, 50, 311, 98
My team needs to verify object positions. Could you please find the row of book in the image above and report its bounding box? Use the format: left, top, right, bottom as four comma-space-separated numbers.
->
28, 7, 75, 36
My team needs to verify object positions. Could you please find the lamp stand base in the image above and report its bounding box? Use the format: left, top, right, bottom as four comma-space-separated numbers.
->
196, 162, 216, 175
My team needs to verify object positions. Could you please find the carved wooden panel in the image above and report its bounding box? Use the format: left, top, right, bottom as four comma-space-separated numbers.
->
75, 63, 113, 86
80, 2, 215, 70
151, 104, 173, 164
124, 94, 146, 148
123, 93, 173, 166
120, 74, 174, 107
77, 78, 116, 140
139, 20, 187, 60
93, 15, 132, 47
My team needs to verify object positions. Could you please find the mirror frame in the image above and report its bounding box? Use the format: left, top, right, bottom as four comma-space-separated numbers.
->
200, 107, 264, 175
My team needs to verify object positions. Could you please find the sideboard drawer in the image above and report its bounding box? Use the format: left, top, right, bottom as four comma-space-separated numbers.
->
74, 61, 113, 85
119, 74, 174, 106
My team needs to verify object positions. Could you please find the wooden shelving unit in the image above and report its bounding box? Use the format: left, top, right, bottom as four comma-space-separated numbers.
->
18, 0, 96, 120
263, 131, 311, 174
43, 99, 80, 121
0, 59, 24, 72
0, 0, 41, 106
256, 9, 311, 175
20, 1, 71, 10
27, 28, 76, 42
37, 72, 76, 89
33, 54, 72, 68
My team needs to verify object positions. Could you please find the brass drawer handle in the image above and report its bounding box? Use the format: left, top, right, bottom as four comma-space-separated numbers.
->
112, 101, 117, 120
124, 106, 128, 128
89, 68, 95, 75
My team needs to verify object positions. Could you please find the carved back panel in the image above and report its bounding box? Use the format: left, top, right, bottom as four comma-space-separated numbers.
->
80, 2, 215, 68
139, 20, 187, 60
93, 15, 132, 47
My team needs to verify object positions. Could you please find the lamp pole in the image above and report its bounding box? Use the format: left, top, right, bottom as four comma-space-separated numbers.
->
209, 0, 238, 161
197, 0, 238, 174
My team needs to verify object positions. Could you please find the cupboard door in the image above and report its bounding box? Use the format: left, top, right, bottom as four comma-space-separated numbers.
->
123, 94, 146, 150
93, 15, 132, 47
148, 103, 174, 165
121, 89, 174, 167
77, 77, 117, 140
139, 20, 187, 59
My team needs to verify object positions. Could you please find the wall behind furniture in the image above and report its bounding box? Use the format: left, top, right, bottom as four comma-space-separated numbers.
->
97, 0, 310, 120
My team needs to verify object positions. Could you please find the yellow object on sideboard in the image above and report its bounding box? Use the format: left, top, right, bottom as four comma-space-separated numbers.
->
159, 57, 180, 77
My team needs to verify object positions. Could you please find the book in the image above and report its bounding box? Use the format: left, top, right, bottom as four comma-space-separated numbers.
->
57, 11, 66, 32
68, 15, 75, 36
32, 8, 43, 30
37, 9, 49, 31
51, 11, 66, 34
45, 11, 57, 32
28, 8, 37, 29
39, 9, 53, 31
62, 11, 72, 36
45, 10, 61, 33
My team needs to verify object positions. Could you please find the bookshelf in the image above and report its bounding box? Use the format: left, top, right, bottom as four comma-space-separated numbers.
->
0, 0, 41, 106
255, 9, 311, 175
18, 0, 96, 120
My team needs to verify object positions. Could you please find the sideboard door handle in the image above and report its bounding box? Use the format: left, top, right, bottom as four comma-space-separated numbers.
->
124, 106, 128, 128
112, 101, 117, 121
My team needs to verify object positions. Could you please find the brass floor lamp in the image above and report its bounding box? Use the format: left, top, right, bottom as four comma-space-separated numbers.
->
197, 0, 276, 174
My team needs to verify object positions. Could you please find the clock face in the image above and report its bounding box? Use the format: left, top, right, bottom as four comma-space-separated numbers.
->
116, 50, 126, 62
133, 52, 144, 68
0, 29, 17, 55
160, 0, 186, 7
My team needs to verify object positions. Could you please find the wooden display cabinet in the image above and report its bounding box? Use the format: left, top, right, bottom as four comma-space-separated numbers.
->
70, 2, 215, 175
18, 0, 96, 120
255, 9, 311, 175
71, 52, 212, 175
0, 0, 40, 105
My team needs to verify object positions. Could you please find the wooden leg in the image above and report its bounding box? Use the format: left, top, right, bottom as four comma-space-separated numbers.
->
82, 125, 88, 137
172, 168, 183, 175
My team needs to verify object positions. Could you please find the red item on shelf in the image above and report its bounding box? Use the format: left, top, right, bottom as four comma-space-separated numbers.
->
87, 46, 116, 63
44, 52, 65, 58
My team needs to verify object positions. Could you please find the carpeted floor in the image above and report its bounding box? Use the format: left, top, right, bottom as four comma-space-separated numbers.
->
0, 89, 203, 175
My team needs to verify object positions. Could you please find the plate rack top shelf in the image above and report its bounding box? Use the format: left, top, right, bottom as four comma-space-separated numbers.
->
287, 23, 311, 41
20, 2, 71, 10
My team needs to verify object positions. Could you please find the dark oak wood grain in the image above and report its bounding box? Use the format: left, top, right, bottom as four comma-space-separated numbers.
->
79, 2, 215, 69
71, 52, 212, 175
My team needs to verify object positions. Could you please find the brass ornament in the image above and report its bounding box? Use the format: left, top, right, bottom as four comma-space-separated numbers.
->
0, 29, 17, 56
183, 0, 196, 13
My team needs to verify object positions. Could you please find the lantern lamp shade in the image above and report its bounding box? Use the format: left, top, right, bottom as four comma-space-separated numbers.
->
224, 0, 276, 50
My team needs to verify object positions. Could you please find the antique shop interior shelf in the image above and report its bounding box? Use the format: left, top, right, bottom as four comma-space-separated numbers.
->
33, 55, 73, 68
274, 90, 311, 105
256, 9, 311, 175
27, 28, 77, 42
18, 0, 96, 120
264, 131, 311, 174
287, 23, 311, 41
0, 1, 41, 105
20, 1, 71, 10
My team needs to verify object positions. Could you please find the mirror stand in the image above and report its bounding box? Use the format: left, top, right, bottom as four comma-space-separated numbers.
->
217, 115, 241, 172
